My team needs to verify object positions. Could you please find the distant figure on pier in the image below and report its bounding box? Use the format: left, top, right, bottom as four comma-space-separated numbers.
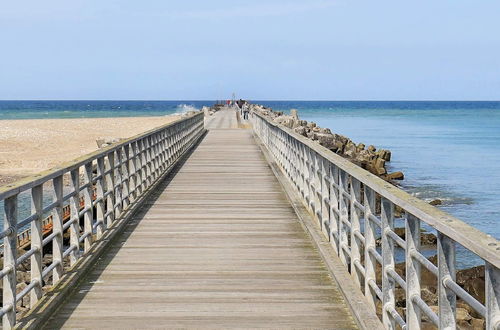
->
242, 103, 250, 120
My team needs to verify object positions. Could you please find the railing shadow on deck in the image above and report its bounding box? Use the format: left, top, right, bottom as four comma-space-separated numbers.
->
21, 129, 208, 330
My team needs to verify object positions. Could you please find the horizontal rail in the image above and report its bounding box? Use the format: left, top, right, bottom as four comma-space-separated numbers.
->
251, 111, 500, 329
0, 112, 205, 329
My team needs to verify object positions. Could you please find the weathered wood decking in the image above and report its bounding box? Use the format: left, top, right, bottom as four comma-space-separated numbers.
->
45, 110, 357, 329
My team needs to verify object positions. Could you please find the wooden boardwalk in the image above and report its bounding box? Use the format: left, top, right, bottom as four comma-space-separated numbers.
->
45, 110, 357, 329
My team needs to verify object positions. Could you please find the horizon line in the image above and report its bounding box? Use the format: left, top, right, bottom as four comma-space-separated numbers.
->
1, 99, 500, 102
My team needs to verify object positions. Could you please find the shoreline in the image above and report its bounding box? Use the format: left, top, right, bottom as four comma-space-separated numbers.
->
0, 115, 181, 186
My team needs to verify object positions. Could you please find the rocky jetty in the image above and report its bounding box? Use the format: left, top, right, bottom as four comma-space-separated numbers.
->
250, 104, 404, 183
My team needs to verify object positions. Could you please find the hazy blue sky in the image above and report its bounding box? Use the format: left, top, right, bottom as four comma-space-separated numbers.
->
1, 0, 499, 100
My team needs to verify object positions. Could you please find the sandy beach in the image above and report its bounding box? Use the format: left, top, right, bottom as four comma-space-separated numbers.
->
0, 115, 181, 186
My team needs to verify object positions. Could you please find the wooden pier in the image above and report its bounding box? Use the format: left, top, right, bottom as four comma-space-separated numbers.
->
44, 111, 357, 328
1, 109, 499, 329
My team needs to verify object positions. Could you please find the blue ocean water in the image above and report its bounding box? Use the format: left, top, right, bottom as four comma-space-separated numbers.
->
0, 100, 214, 119
1, 100, 499, 267
257, 101, 500, 267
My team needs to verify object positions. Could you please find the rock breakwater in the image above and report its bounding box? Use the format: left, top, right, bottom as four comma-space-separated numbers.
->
249, 104, 404, 184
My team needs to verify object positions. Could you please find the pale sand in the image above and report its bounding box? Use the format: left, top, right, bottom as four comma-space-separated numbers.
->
0, 116, 181, 186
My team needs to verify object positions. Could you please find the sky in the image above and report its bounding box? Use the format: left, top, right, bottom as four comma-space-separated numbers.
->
0, 0, 499, 100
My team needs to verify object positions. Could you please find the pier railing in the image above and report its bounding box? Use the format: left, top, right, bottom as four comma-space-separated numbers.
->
0, 112, 205, 328
251, 112, 500, 329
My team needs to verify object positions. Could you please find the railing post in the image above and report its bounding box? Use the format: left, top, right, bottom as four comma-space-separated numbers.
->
3, 195, 18, 329
406, 213, 421, 329
115, 148, 123, 218
105, 152, 115, 228
350, 178, 363, 287
437, 232, 456, 329
145, 137, 152, 188
330, 165, 340, 254
129, 142, 137, 202
69, 168, 81, 266
83, 162, 93, 252
52, 175, 64, 283
313, 152, 322, 227
298, 143, 306, 199
122, 144, 130, 209
140, 138, 147, 191
381, 197, 395, 329
338, 170, 349, 266
486, 262, 500, 330
95, 157, 105, 238
320, 157, 330, 239
364, 186, 377, 311
30, 184, 43, 307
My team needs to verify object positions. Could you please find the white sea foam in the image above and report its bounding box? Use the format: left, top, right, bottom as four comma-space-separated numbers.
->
170, 104, 199, 116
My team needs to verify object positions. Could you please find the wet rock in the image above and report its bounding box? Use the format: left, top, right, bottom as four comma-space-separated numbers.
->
456, 266, 485, 304
306, 121, 317, 129
429, 199, 442, 206
470, 318, 485, 329
368, 158, 387, 176
290, 109, 299, 120
385, 171, 405, 181
16, 270, 30, 284
377, 149, 392, 161
367, 145, 376, 152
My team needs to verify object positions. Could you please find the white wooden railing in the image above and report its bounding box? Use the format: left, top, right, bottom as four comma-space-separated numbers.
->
0, 112, 204, 329
252, 112, 500, 330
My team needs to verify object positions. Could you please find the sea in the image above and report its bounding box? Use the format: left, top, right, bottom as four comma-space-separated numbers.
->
1, 100, 499, 268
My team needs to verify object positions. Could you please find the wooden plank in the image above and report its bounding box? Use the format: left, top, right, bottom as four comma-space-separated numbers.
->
45, 111, 357, 329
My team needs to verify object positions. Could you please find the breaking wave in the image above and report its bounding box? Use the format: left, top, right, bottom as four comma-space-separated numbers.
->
172, 104, 199, 115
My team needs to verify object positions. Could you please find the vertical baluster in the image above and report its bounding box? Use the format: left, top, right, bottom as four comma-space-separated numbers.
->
122, 144, 130, 209
165, 130, 172, 168
303, 146, 310, 209
438, 232, 456, 329
139, 138, 147, 192
158, 131, 165, 172
95, 157, 105, 238
69, 168, 80, 266
364, 186, 377, 310
321, 157, 330, 238
129, 142, 137, 202
485, 262, 500, 330
83, 163, 93, 252
115, 148, 123, 218
381, 198, 396, 329
308, 149, 314, 211
3, 195, 17, 328
330, 165, 340, 254
350, 178, 363, 286
105, 152, 115, 228
30, 184, 43, 307
146, 136, 152, 187
406, 213, 421, 329
52, 175, 64, 283
312, 152, 321, 226
154, 133, 160, 178
299, 143, 306, 199
338, 170, 349, 266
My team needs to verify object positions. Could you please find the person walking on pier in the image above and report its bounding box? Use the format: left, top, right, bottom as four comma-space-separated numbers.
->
242, 103, 250, 120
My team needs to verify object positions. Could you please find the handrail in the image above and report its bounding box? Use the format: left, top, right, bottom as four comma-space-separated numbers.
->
251, 111, 500, 330
0, 112, 205, 329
